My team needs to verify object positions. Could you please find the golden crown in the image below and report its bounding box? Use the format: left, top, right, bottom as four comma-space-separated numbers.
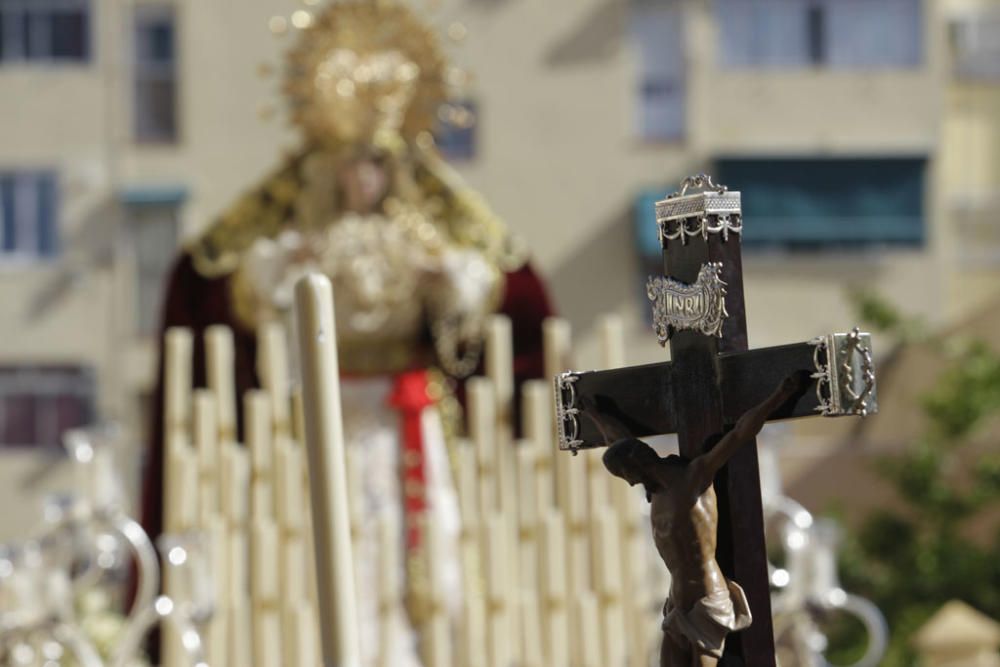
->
282, 1, 448, 149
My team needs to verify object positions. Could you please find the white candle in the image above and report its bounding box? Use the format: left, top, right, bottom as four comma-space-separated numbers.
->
541, 317, 572, 383
205, 325, 237, 442
163, 327, 193, 441
457, 594, 486, 667
599, 313, 625, 370
250, 519, 279, 605
228, 530, 249, 607
281, 606, 297, 667
376, 512, 399, 667
207, 611, 228, 667
207, 515, 229, 666
291, 387, 305, 444
486, 514, 510, 667
227, 602, 252, 667
594, 312, 624, 526
595, 509, 628, 667
467, 377, 496, 515
173, 444, 199, 531
90, 446, 120, 511
290, 604, 319, 667
611, 481, 647, 667
294, 274, 362, 667
455, 443, 483, 635
162, 434, 184, 534
423, 516, 452, 667
207, 513, 229, 612
543, 317, 585, 544
221, 442, 250, 526
522, 379, 554, 509
281, 537, 307, 613
566, 460, 590, 600
193, 390, 219, 522
163, 328, 193, 538
586, 449, 609, 580
344, 446, 364, 549
275, 438, 304, 532
250, 520, 283, 664
252, 609, 282, 667
519, 591, 544, 667
574, 591, 603, 667
539, 511, 569, 666
258, 321, 292, 436
516, 441, 539, 591
161, 621, 185, 667
485, 314, 514, 426
486, 315, 518, 560
244, 390, 274, 519
455, 439, 479, 539
521, 380, 552, 447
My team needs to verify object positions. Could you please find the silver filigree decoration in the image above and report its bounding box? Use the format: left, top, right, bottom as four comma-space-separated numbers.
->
655, 193, 742, 223
553, 371, 583, 453
658, 213, 743, 247
810, 328, 878, 417
653, 174, 743, 246
646, 262, 728, 346
811, 337, 833, 415
677, 173, 727, 196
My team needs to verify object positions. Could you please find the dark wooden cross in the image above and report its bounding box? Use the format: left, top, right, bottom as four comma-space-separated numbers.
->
553, 175, 877, 665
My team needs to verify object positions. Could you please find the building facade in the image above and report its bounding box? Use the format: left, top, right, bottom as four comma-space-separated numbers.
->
0, 0, 997, 536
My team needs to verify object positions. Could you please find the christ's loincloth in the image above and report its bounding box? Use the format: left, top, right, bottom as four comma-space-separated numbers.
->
662, 580, 753, 658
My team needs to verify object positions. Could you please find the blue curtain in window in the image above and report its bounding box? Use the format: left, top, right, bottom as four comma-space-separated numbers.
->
715, 158, 926, 246
36, 172, 57, 256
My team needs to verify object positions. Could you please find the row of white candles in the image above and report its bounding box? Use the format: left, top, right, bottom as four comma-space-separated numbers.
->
162, 272, 667, 667
459, 314, 664, 667
162, 320, 321, 667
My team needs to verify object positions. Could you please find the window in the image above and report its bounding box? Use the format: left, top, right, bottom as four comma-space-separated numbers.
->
134, 5, 178, 143
0, 365, 95, 449
121, 189, 183, 334
950, 12, 1000, 80
715, 157, 926, 247
0, 0, 91, 63
0, 171, 58, 260
434, 100, 478, 161
633, 187, 667, 272
716, 0, 922, 69
631, 0, 685, 141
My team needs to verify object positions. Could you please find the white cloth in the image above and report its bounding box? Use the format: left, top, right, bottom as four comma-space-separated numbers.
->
340, 376, 462, 667
662, 580, 753, 658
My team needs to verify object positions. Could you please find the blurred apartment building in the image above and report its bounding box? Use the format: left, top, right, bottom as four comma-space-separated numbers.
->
0, 0, 997, 535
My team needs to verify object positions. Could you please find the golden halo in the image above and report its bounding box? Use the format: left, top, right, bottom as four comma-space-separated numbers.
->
283, 1, 448, 147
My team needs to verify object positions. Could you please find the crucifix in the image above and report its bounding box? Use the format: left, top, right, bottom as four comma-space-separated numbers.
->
553, 175, 878, 666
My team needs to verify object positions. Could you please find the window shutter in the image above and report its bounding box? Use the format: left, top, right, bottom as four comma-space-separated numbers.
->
0, 175, 14, 253
36, 171, 57, 257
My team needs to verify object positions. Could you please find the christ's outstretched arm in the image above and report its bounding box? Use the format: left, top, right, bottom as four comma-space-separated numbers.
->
579, 396, 633, 445
691, 371, 809, 491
